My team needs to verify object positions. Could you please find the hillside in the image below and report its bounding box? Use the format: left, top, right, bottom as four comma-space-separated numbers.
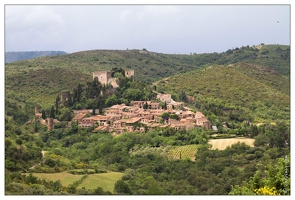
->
5, 44, 290, 82
5, 44, 290, 114
5, 51, 67, 63
156, 63, 290, 123
5, 68, 91, 107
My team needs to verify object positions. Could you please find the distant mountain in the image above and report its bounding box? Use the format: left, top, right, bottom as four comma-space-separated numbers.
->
5, 51, 67, 63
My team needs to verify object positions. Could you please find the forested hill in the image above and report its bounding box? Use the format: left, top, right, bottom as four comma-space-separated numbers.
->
5, 51, 67, 63
5, 44, 290, 109
156, 63, 290, 123
5, 44, 290, 83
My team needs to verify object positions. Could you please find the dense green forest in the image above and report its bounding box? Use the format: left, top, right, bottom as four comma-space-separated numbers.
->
5, 44, 290, 195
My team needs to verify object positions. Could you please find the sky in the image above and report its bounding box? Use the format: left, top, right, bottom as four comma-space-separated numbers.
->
4, 4, 291, 54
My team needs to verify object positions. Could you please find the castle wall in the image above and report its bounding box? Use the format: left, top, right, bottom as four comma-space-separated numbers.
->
35, 106, 40, 114
93, 69, 134, 87
93, 71, 112, 85
125, 69, 134, 78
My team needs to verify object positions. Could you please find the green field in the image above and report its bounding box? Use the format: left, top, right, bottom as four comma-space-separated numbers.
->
24, 171, 123, 192
77, 172, 123, 192
24, 171, 83, 187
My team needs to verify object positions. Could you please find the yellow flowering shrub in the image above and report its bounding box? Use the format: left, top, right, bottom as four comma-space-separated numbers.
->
254, 186, 280, 195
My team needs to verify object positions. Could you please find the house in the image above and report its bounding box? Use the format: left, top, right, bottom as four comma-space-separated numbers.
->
78, 117, 94, 128
88, 115, 110, 126
157, 93, 172, 103
105, 109, 121, 116
149, 102, 161, 109
195, 112, 211, 130
72, 113, 86, 122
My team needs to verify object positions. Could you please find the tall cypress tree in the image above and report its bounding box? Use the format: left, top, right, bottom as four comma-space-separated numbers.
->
50, 106, 55, 118
55, 95, 60, 115
41, 109, 46, 119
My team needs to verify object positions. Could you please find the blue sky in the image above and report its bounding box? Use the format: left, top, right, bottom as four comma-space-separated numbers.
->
4, 4, 290, 54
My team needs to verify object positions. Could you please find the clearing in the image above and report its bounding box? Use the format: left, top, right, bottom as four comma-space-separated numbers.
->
24, 171, 123, 192
208, 137, 254, 150
77, 172, 123, 192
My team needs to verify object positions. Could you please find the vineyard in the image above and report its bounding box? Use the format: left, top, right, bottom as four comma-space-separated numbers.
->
167, 145, 199, 161
130, 144, 200, 161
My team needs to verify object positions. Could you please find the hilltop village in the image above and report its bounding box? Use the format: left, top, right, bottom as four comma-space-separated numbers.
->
35, 69, 211, 135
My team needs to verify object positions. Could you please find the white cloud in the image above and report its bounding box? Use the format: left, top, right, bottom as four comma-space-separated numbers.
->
137, 5, 181, 20
119, 9, 134, 22
5, 5, 66, 51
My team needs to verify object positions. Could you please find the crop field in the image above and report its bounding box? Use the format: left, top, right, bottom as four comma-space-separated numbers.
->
208, 138, 255, 150
77, 172, 123, 192
24, 171, 123, 192
168, 144, 199, 161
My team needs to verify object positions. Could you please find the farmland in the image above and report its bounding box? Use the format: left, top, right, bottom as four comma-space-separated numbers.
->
167, 144, 199, 161
77, 172, 123, 192
23, 171, 123, 192
208, 137, 255, 150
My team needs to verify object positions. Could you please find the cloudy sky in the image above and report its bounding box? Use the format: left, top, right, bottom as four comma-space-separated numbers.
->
5, 4, 290, 54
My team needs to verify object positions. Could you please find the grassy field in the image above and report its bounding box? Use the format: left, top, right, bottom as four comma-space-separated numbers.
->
24, 171, 84, 186
24, 171, 123, 192
77, 172, 123, 192
208, 137, 255, 150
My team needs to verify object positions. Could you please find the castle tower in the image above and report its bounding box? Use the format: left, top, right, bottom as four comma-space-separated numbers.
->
35, 106, 40, 114
93, 71, 112, 85
47, 118, 54, 131
125, 69, 135, 80
61, 92, 68, 102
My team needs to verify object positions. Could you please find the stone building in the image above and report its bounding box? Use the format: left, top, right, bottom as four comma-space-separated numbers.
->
92, 69, 134, 88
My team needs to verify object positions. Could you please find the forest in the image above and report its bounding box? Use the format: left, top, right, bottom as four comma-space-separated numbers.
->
5, 44, 290, 195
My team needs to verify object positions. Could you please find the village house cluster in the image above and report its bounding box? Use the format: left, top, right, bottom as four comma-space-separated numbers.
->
34, 69, 211, 134
69, 93, 211, 135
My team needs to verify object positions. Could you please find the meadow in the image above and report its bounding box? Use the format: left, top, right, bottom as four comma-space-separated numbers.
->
24, 171, 123, 192
208, 137, 255, 150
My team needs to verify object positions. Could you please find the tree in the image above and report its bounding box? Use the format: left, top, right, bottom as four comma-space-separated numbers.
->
143, 101, 149, 109
229, 155, 290, 195
50, 106, 55, 118
180, 90, 188, 102
92, 106, 96, 115
114, 180, 132, 195
41, 109, 46, 119
55, 95, 60, 115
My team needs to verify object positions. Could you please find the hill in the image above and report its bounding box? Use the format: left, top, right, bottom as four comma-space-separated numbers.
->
5, 51, 67, 63
5, 44, 290, 114
5, 44, 289, 82
156, 63, 290, 123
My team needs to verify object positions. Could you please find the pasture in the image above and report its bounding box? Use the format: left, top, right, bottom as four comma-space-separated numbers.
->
77, 172, 123, 192
24, 171, 83, 186
208, 137, 255, 150
24, 171, 123, 192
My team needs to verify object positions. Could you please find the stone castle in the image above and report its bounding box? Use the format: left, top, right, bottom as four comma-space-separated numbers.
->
93, 69, 134, 88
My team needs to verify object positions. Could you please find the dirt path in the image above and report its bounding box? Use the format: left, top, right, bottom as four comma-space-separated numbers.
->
29, 150, 47, 170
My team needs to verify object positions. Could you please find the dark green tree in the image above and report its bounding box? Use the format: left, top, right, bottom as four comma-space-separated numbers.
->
55, 95, 60, 115
50, 106, 55, 118
41, 109, 46, 119
143, 101, 149, 109
180, 90, 188, 102
114, 180, 132, 195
